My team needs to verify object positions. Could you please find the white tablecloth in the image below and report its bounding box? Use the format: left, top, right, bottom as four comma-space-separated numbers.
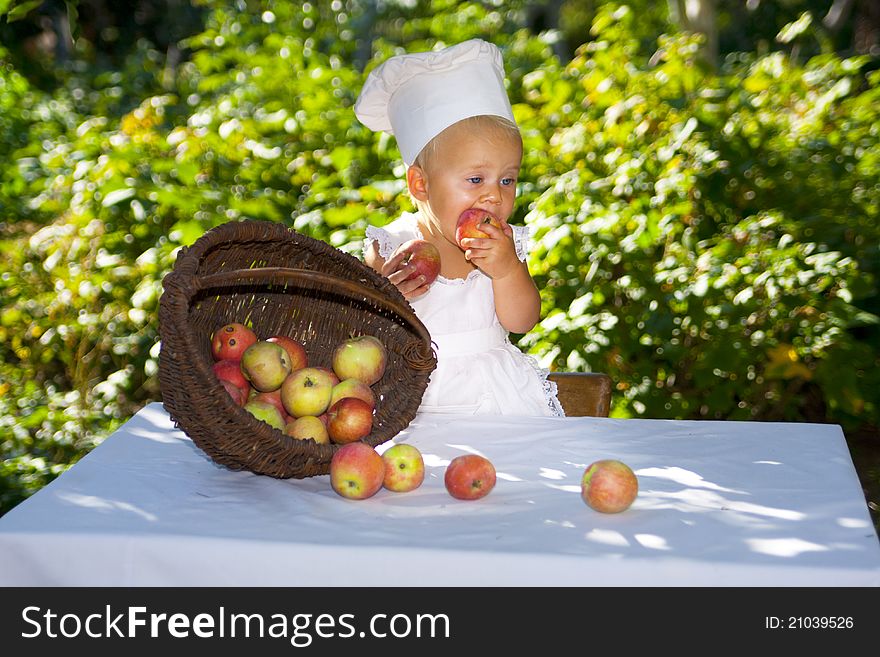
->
1, 403, 878, 586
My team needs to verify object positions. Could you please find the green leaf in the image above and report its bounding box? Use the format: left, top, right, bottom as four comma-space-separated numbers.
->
4, 0, 42, 22
776, 12, 813, 44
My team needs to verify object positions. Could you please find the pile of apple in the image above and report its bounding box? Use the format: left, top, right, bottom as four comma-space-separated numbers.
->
331, 443, 641, 510
330, 442, 497, 502
210, 322, 386, 445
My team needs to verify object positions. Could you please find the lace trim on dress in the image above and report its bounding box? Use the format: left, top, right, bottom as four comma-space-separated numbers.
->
503, 334, 566, 417
512, 224, 529, 263
363, 225, 396, 260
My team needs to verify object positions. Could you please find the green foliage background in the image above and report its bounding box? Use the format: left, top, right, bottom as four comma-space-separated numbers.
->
1, 1, 878, 520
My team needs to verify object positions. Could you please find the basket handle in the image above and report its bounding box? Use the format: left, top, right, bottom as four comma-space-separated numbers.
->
194, 266, 436, 371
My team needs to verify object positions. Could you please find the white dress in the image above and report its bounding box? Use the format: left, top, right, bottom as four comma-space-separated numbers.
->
364, 212, 564, 417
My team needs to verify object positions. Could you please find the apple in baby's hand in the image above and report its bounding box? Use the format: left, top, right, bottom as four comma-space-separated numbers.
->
455, 208, 505, 247
332, 335, 387, 386
244, 399, 286, 431
212, 358, 250, 394
267, 335, 308, 371
444, 454, 496, 500
240, 341, 292, 392
211, 322, 258, 361
396, 239, 441, 287
382, 444, 424, 493
330, 442, 385, 500
284, 415, 329, 444
326, 397, 374, 444
329, 378, 376, 410
581, 459, 638, 513
281, 367, 336, 417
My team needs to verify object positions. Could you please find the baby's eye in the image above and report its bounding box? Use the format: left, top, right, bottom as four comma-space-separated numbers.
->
501, 177, 516, 186
466, 177, 483, 184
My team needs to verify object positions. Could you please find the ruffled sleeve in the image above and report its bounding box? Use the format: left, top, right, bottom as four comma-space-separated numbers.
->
511, 224, 530, 262
362, 212, 423, 261
363, 225, 396, 260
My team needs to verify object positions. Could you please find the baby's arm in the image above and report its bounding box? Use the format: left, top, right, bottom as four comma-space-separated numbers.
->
459, 223, 540, 334
364, 241, 432, 300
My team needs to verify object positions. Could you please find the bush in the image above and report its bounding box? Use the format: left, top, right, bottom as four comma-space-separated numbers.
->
520, 6, 879, 430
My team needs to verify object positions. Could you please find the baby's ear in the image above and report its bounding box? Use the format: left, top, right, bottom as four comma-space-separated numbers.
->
406, 165, 429, 202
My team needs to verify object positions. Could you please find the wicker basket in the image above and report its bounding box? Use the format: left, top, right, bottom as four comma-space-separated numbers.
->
158, 220, 436, 479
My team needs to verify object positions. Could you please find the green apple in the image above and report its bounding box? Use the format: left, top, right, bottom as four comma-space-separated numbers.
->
329, 378, 376, 410
283, 415, 329, 444
280, 366, 335, 417
331, 335, 387, 386
382, 444, 424, 493
244, 399, 285, 430
240, 341, 292, 392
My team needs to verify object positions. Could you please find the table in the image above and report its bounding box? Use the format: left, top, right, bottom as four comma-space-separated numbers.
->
1, 403, 878, 586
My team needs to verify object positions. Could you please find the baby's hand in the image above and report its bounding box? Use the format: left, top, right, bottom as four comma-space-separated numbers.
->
381, 245, 432, 300
459, 220, 519, 279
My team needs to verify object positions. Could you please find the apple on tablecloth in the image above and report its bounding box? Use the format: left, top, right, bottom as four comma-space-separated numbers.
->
330, 442, 385, 500
382, 444, 424, 493
444, 454, 496, 500
581, 459, 638, 513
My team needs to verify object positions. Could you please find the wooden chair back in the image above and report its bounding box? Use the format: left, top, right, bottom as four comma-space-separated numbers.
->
548, 372, 612, 417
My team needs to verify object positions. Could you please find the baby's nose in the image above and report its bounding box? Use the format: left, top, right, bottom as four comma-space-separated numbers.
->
481, 184, 502, 203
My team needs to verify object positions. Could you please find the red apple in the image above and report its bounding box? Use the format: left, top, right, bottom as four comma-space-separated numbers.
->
211, 322, 258, 361
332, 335, 387, 386
280, 367, 336, 417
212, 358, 250, 394
396, 239, 441, 286
581, 459, 638, 513
326, 397, 374, 444
243, 399, 285, 430
329, 378, 376, 410
454, 208, 505, 247
330, 442, 385, 500
240, 341, 292, 392
220, 379, 247, 406
267, 335, 308, 371
444, 454, 496, 500
382, 444, 424, 493
284, 415, 329, 444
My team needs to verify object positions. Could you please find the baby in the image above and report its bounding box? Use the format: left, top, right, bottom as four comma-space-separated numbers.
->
355, 39, 563, 416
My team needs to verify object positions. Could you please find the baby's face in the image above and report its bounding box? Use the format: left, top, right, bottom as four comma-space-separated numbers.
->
421, 121, 522, 245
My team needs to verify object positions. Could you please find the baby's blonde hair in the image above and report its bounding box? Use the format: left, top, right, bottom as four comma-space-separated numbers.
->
409, 115, 521, 216
413, 114, 521, 173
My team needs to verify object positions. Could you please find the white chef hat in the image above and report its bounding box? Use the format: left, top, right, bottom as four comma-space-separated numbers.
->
354, 38, 516, 166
